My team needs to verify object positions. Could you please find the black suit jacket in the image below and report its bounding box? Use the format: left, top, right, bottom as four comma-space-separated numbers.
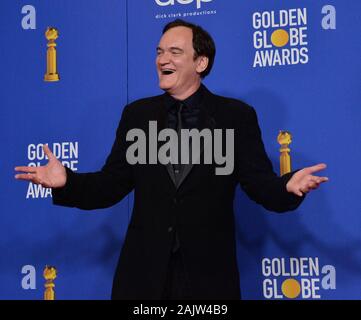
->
53, 86, 303, 299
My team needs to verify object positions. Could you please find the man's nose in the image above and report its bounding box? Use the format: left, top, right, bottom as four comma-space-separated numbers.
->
158, 52, 171, 65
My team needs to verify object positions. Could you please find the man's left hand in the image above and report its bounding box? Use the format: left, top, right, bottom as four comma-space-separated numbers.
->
286, 163, 329, 197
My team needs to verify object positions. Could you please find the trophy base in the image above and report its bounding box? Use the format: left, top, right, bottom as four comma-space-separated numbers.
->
44, 73, 60, 82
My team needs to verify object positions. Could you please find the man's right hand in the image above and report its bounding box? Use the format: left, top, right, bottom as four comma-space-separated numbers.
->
15, 145, 67, 188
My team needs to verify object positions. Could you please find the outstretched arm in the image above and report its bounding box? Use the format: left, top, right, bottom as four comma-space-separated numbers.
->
236, 106, 328, 212
15, 105, 135, 210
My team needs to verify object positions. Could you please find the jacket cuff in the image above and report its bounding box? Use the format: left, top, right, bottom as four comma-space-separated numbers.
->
279, 170, 306, 211
52, 167, 76, 206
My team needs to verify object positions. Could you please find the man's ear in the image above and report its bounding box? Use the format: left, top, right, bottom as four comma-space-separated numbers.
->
196, 56, 209, 74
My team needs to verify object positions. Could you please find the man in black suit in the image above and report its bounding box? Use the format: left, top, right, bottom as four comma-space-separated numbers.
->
15, 20, 328, 299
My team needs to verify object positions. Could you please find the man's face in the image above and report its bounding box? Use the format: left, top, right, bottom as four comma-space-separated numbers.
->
156, 26, 206, 99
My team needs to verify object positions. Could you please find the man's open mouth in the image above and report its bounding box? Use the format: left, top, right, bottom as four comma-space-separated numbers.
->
161, 69, 176, 75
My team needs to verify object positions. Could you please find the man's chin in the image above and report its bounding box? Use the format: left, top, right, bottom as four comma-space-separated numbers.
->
159, 82, 173, 93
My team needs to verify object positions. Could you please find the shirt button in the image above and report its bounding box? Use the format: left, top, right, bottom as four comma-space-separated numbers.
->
168, 226, 173, 233
173, 198, 177, 204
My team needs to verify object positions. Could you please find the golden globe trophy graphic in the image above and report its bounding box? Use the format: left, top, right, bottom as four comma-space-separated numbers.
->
43, 266, 57, 300
277, 131, 292, 176
44, 27, 60, 82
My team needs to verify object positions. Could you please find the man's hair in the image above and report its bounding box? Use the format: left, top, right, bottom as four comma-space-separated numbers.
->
163, 19, 216, 78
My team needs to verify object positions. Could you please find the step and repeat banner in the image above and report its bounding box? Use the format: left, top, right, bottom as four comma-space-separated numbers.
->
0, 0, 129, 300
1, 0, 360, 299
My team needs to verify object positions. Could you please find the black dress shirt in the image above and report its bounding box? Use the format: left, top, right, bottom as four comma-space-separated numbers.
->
164, 84, 205, 131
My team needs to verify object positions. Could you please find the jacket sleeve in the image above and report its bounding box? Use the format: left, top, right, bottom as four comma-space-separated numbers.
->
236, 105, 304, 213
52, 105, 135, 210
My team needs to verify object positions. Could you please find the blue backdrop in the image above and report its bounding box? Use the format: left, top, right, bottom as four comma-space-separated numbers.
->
1, 0, 360, 299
